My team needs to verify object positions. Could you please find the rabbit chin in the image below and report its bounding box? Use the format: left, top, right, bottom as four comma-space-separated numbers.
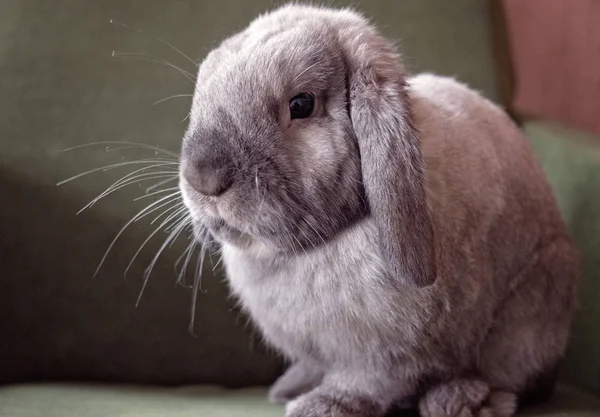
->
194, 215, 280, 257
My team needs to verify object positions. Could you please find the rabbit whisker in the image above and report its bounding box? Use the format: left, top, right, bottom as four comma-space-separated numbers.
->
111, 51, 195, 83
175, 233, 196, 268
126, 204, 188, 278
189, 232, 210, 336
207, 249, 216, 271
101, 145, 177, 157
134, 185, 180, 201
145, 176, 180, 193
92, 191, 182, 278
208, 244, 223, 268
56, 159, 179, 186
153, 93, 194, 106
90, 172, 178, 203
80, 169, 179, 213
109, 19, 199, 69
211, 252, 224, 272
138, 214, 193, 304
148, 200, 185, 226
167, 215, 193, 247
59, 141, 179, 158
176, 237, 197, 288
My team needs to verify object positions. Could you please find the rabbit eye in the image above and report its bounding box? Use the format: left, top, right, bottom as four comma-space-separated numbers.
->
289, 93, 314, 119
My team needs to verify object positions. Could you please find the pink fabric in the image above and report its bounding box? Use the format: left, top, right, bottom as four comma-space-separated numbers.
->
502, 0, 600, 137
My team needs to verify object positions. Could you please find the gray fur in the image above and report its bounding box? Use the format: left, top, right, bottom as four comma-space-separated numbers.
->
179, 4, 580, 416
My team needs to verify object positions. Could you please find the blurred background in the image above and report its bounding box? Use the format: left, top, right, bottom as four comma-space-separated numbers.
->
1, 0, 599, 410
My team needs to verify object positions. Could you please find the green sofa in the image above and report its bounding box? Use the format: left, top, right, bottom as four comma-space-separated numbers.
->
1, 0, 599, 415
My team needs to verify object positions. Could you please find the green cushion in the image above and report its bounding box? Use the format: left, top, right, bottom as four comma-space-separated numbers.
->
0, 384, 599, 417
0, 385, 282, 417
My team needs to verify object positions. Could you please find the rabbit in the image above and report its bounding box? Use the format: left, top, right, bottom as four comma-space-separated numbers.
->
178, 4, 580, 417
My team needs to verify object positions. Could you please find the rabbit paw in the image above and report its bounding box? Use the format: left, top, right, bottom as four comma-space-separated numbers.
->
419, 379, 517, 417
268, 361, 324, 404
284, 388, 385, 417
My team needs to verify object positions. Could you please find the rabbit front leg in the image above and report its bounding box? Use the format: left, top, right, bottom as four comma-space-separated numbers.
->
284, 370, 401, 417
269, 361, 324, 404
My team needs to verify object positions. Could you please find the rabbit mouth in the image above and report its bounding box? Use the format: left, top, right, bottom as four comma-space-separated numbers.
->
182, 179, 330, 254
199, 216, 256, 248
196, 212, 299, 255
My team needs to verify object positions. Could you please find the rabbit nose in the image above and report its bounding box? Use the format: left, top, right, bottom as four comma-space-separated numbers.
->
186, 157, 233, 197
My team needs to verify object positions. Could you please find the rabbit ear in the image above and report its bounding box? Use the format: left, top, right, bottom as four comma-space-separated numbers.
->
340, 21, 437, 287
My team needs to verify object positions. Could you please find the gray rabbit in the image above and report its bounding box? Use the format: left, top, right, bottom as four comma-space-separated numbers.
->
178, 4, 580, 417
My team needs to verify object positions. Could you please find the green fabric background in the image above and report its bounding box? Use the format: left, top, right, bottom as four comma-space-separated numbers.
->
0, 0, 499, 387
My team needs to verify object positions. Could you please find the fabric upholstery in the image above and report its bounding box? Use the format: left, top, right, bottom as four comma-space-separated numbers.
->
1, 384, 599, 417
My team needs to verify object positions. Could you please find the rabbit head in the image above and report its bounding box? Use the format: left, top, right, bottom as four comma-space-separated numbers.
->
179, 4, 436, 287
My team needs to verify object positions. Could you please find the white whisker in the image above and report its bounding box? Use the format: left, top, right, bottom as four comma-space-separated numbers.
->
134, 186, 180, 201
153, 94, 193, 106
101, 145, 174, 157
92, 191, 182, 278
189, 240, 208, 336
145, 177, 179, 193
207, 249, 216, 271
112, 51, 195, 83
176, 237, 197, 288
78, 176, 178, 214
137, 214, 193, 305
149, 201, 184, 225
57, 159, 178, 186
126, 205, 188, 277
167, 215, 192, 246
212, 253, 224, 272
109, 19, 199, 68
59, 141, 179, 158
78, 169, 179, 213
175, 234, 196, 268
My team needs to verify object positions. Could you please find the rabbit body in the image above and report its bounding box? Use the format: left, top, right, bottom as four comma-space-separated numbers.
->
179, 5, 579, 417
222, 75, 578, 416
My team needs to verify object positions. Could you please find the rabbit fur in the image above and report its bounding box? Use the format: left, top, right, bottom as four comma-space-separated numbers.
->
178, 4, 580, 417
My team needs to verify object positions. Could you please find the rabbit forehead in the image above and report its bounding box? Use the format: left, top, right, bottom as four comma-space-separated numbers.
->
198, 28, 339, 97
188, 11, 353, 126
184, 4, 373, 150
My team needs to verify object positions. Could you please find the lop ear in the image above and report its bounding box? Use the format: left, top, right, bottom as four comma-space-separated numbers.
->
339, 18, 437, 287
